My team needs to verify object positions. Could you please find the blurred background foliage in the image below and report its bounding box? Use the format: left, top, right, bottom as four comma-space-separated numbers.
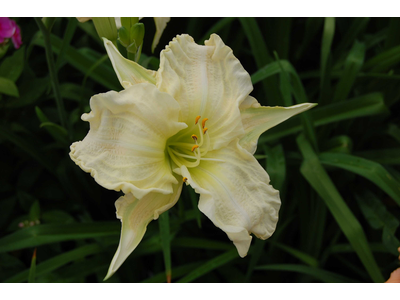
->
0, 17, 399, 283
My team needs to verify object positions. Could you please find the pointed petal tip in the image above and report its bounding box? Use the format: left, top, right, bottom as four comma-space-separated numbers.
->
233, 233, 252, 258
103, 270, 114, 282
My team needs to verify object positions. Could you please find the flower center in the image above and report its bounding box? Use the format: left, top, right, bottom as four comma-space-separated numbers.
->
166, 115, 217, 170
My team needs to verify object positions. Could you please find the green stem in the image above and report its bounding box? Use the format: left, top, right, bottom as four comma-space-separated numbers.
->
34, 17, 68, 133
159, 211, 172, 283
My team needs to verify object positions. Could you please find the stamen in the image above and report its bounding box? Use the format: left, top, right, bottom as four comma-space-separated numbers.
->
191, 134, 198, 141
203, 128, 208, 135
183, 177, 188, 183
201, 118, 208, 129
195, 116, 201, 125
169, 148, 197, 161
167, 148, 183, 168
191, 145, 199, 152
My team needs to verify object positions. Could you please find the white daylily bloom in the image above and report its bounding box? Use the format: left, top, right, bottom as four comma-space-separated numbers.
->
70, 33, 316, 280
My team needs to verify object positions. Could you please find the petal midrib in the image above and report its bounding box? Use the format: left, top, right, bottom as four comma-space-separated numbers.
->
196, 165, 252, 230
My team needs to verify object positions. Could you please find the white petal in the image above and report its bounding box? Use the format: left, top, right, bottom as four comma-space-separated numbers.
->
151, 17, 170, 53
70, 83, 187, 199
103, 38, 156, 88
114, 17, 121, 29
104, 180, 182, 280
157, 34, 252, 150
240, 97, 317, 154
179, 140, 280, 257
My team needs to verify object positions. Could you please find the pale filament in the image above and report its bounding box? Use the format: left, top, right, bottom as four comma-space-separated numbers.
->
167, 116, 217, 168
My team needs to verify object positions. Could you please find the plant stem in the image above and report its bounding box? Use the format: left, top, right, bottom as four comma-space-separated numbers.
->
34, 17, 68, 133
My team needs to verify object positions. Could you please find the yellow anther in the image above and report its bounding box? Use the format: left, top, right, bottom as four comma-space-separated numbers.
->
195, 116, 201, 125
191, 134, 198, 141
183, 177, 188, 183
201, 118, 209, 129
203, 127, 208, 134
191, 145, 199, 152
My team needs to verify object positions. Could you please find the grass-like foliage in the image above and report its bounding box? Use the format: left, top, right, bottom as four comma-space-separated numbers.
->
0, 17, 399, 283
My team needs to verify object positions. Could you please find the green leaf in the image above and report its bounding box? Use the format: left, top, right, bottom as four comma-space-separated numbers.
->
239, 17, 281, 106
355, 190, 400, 255
56, 256, 108, 283
244, 238, 266, 282
321, 243, 389, 264
158, 210, 172, 283
141, 261, 204, 283
355, 148, 400, 165
296, 134, 384, 283
268, 241, 319, 267
199, 17, 236, 44
319, 152, 400, 207
0, 222, 120, 253
55, 17, 78, 70
324, 135, 353, 154
385, 18, 400, 50
177, 249, 237, 283
251, 60, 308, 104
333, 18, 369, 59
255, 264, 359, 283
0, 46, 25, 82
253, 57, 318, 150
320, 17, 335, 104
188, 187, 201, 228
35, 106, 69, 144
172, 238, 231, 251
0, 125, 53, 173
0, 77, 19, 97
363, 44, 400, 72
5, 77, 48, 108
33, 33, 120, 91
272, 18, 292, 59
28, 249, 37, 283
264, 144, 286, 191
259, 93, 387, 143
4, 244, 103, 283
274, 52, 293, 106
29, 200, 40, 221
295, 17, 323, 61
333, 41, 366, 102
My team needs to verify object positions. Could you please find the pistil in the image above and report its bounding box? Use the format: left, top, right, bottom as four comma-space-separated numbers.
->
167, 116, 213, 169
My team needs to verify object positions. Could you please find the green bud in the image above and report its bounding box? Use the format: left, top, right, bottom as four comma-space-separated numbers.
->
118, 26, 130, 48
42, 17, 56, 32
128, 23, 145, 53
92, 17, 118, 43
126, 42, 138, 55
121, 17, 139, 30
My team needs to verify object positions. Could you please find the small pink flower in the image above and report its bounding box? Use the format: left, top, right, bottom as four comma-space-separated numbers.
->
10, 20, 22, 49
0, 17, 15, 43
0, 17, 22, 49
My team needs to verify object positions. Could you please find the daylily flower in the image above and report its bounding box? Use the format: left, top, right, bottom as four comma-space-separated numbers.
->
70, 33, 316, 280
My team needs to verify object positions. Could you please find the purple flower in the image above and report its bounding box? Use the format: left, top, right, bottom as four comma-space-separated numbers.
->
0, 17, 15, 43
0, 17, 22, 49
10, 20, 22, 49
